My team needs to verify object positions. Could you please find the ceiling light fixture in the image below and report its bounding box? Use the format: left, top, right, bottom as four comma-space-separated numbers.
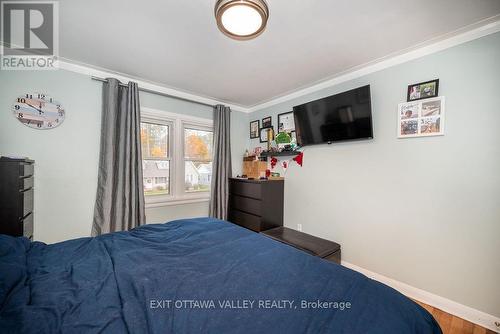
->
215, 0, 269, 41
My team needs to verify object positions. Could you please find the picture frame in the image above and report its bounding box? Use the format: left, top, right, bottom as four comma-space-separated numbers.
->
278, 111, 295, 133
260, 126, 274, 143
398, 96, 445, 138
407, 79, 439, 102
262, 116, 272, 128
249, 120, 260, 139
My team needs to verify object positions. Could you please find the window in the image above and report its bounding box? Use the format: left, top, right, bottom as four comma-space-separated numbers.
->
140, 108, 213, 207
155, 177, 168, 183
141, 122, 170, 196
184, 128, 213, 192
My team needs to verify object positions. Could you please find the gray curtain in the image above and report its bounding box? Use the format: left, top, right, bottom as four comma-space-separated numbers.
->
209, 105, 232, 220
92, 78, 146, 236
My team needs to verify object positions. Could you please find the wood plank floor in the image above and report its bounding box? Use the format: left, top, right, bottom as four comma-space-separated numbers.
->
414, 300, 497, 334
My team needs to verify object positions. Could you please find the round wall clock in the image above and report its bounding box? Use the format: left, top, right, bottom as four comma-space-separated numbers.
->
13, 93, 65, 129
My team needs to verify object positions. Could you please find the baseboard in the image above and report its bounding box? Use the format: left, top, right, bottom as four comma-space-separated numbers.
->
341, 261, 500, 333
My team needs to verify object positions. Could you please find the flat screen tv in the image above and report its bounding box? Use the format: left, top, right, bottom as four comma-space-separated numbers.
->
293, 85, 373, 146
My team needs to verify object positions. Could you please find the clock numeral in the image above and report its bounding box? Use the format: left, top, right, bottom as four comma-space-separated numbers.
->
18, 113, 24, 118
14, 105, 20, 110
50, 98, 53, 103
37, 123, 42, 128
55, 119, 59, 123
17, 98, 26, 103
58, 111, 64, 117
26, 94, 33, 99
37, 94, 46, 99
48, 122, 53, 127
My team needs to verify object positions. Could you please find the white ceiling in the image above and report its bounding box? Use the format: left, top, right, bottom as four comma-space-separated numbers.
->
59, 0, 500, 107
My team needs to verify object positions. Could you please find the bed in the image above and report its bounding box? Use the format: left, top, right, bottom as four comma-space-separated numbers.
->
0, 217, 441, 333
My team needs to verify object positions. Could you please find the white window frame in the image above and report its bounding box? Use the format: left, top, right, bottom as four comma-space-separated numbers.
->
141, 107, 213, 208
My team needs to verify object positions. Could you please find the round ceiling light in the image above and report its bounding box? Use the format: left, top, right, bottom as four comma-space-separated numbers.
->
215, 0, 269, 40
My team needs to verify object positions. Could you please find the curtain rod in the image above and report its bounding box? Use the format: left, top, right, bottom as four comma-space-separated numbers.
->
91, 76, 215, 108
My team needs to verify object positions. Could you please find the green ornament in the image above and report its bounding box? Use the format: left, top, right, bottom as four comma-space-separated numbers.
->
275, 132, 292, 144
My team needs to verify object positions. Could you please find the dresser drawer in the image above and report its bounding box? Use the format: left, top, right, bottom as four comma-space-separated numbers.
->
230, 195, 261, 216
20, 188, 34, 218
0, 158, 35, 238
230, 181, 261, 199
21, 213, 33, 239
19, 176, 34, 190
229, 209, 261, 232
19, 163, 34, 177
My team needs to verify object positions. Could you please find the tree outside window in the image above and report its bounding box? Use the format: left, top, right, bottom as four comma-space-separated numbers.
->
184, 128, 213, 192
141, 122, 170, 196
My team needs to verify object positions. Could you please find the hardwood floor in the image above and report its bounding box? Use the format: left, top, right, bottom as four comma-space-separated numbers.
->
414, 300, 497, 334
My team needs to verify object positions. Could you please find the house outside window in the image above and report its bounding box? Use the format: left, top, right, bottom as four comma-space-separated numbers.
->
184, 128, 213, 192
141, 122, 170, 196
140, 108, 213, 208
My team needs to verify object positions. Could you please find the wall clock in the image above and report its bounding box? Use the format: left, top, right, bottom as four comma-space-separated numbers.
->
13, 93, 65, 129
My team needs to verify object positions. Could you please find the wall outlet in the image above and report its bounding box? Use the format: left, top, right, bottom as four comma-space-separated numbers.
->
297, 224, 302, 232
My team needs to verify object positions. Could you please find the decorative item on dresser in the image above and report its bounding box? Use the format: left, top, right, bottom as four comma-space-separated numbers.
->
0, 157, 34, 239
228, 178, 283, 232
242, 159, 267, 179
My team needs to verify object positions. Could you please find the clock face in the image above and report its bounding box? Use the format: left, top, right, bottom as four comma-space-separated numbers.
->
13, 93, 65, 129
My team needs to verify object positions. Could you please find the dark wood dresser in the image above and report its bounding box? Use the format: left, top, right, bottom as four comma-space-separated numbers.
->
228, 178, 284, 232
0, 157, 34, 239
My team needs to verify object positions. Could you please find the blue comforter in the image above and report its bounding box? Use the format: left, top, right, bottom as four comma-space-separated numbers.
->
0, 218, 441, 333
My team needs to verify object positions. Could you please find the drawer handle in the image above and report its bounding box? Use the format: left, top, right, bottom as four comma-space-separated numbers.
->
20, 187, 33, 193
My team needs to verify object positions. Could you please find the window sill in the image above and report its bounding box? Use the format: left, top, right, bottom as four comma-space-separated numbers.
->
145, 194, 210, 209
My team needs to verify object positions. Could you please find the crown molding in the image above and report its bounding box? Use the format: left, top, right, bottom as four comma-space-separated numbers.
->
57, 58, 249, 113
246, 16, 500, 113
0, 40, 247, 111
7, 16, 498, 114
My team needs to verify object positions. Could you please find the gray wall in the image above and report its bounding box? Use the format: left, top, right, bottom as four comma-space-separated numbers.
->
0, 70, 246, 243
244, 33, 500, 317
